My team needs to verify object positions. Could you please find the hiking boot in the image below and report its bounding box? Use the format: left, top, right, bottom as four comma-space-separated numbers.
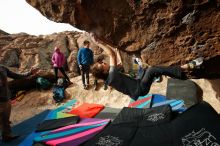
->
188, 57, 204, 69
94, 85, 98, 90
2, 135, 20, 142
84, 84, 89, 90
93, 80, 98, 90
103, 84, 108, 90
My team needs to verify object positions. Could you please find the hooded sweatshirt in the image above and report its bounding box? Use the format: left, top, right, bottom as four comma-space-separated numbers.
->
51, 47, 65, 68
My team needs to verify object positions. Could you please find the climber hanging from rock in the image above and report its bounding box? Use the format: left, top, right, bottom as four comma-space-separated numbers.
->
89, 33, 204, 100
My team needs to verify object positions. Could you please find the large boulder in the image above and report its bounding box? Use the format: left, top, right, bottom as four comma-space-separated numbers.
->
0, 31, 81, 75
25, 0, 220, 78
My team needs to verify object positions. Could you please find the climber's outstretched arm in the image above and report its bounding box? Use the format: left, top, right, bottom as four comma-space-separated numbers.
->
89, 33, 117, 67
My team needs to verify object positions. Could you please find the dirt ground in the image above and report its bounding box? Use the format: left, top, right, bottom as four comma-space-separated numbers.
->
11, 76, 220, 126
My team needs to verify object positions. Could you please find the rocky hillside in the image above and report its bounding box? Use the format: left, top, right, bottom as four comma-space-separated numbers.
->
0, 31, 80, 74
0, 30, 133, 74
26, 0, 220, 78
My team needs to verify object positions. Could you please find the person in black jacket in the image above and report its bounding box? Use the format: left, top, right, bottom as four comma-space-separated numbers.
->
0, 65, 38, 142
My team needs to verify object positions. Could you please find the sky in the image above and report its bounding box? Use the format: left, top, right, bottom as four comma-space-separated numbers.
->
0, 0, 82, 35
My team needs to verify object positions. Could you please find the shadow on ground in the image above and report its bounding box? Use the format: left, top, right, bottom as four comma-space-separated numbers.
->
208, 79, 220, 101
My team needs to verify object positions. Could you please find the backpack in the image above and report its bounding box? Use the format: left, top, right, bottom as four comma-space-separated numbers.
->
36, 77, 52, 90
52, 85, 65, 103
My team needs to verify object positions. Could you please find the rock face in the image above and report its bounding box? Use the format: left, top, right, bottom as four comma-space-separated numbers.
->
25, 0, 220, 78
0, 31, 81, 92
0, 30, 108, 92
0, 32, 73, 70
0, 31, 81, 75
0, 30, 130, 91
0, 30, 133, 77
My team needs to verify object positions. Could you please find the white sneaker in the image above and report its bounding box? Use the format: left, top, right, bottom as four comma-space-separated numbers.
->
192, 57, 203, 66
189, 57, 204, 69
153, 76, 163, 83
